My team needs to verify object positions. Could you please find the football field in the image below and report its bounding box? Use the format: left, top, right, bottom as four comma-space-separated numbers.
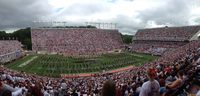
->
5, 52, 157, 77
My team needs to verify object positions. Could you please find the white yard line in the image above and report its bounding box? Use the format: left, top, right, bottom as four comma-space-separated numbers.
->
131, 54, 143, 57
18, 56, 38, 67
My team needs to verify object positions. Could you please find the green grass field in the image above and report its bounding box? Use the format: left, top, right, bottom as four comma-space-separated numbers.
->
5, 52, 157, 77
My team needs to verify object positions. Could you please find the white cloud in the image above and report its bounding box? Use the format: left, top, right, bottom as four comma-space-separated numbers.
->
0, 0, 200, 34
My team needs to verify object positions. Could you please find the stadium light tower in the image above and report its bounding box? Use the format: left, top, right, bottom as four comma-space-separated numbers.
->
85, 22, 117, 29
114, 23, 117, 29
110, 23, 114, 29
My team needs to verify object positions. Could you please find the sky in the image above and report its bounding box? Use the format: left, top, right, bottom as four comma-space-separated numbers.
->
0, 0, 200, 34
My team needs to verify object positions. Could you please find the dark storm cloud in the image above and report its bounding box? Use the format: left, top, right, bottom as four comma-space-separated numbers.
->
0, 0, 52, 30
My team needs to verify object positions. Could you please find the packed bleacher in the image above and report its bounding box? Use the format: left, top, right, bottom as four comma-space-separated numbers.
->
31, 28, 123, 56
0, 40, 200, 96
0, 40, 23, 64
135, 25, 200, 41
132, 25, 200, 55
131, 41, 187, 55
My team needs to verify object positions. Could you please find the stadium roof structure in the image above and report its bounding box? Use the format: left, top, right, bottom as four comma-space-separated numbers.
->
134, 25, 200, 41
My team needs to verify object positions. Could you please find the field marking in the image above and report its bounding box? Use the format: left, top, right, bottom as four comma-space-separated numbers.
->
18, 56, 38, 67
11, 53, 154, 78
131, 54, 143, 57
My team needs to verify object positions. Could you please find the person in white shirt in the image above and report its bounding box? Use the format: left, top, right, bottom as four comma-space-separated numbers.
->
12, 88, 23, 96
44, 90, 51, 96
196, 85, 200, 96
139, 68, 160, 96
197, 90, 200, 96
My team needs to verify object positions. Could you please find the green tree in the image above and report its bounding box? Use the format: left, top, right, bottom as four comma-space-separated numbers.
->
122, 34, 133, 44
0, 31, 7, 39
0, 27, 32, 50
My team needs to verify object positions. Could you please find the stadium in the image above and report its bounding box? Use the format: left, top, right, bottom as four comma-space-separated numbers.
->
1, 27, 158, 77
0, 24, 200, 96
0, 0, 200, 96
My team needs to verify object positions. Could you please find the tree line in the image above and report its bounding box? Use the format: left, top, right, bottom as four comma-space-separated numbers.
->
0, 28, 31, 50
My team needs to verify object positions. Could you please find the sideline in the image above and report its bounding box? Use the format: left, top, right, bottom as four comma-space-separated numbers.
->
61, 65, 135, 78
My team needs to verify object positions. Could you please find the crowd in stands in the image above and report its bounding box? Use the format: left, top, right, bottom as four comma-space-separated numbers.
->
0, 39, 200, 96
135, 25, 200, 41
131, 41, 187, 55
31, 28, 123, 56
132, 25, 200, 55
0, 40, 23, 64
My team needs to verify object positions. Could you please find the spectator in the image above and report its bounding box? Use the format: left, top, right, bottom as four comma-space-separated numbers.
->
102, 80, 116, 96
196, 86, 200, 96
0, 37, 200, 96
160, 70, 184, 96
31, 28, 123, 56
139, 68, 160, 96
